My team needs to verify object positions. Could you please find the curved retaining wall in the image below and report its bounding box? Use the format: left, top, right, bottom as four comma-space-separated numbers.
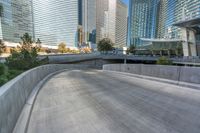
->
103, 64, 200, 88
0, 64, 91, 133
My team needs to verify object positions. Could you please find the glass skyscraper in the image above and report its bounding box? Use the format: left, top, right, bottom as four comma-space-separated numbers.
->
156, 0, 200, 56
156, 0, 200, 39
32, 0, 81, 47
128, 0, 200, 46
0, 0, 33, 43
82, 0, 96, 47
128, 0, 159, 47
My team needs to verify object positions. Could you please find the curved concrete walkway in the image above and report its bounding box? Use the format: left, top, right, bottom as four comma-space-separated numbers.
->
27, 70, 200, 133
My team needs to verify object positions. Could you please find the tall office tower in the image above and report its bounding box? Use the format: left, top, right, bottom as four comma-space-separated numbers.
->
32, 0, 81, 47
96, 0, 109, 44
116, 0, 128, 48
156, 0, 167, 38
174, 0, 200, 56
156, 0, 200, 40
96, 0, 128, 48
82, 0, 96, 48
156, 0, 178, 39
127, 0, 159, 47
0, 0, 33, 43
176, 0, 200, 21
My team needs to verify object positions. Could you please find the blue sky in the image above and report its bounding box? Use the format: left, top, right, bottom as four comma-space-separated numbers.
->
122, 0, 129, 5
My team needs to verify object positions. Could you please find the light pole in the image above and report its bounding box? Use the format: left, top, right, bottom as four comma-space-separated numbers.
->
123, 47, 127, 64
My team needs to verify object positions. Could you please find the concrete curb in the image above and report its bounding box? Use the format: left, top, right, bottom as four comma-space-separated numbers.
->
103, 70, 200, 90
12, 69, 69, 133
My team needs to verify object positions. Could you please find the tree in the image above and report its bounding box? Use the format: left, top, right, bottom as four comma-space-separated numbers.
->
81, 47, 92, 53
97, 38, 113, 52
35, 38, 42, 52
58, 42, 67, 53
0, 40, 5, 55
128, 45, 136, 54
20, 33, 34, 51
6, 33, 44, 70
36, 38, 42, 45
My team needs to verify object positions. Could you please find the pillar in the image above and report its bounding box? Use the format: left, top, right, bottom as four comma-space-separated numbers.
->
181, 27, 190, 56
189, 30, 197, 56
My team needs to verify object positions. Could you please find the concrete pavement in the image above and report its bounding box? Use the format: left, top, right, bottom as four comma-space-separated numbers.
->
27, 70, 200, 133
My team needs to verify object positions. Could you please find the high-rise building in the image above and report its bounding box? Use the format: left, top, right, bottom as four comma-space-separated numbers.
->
96, 0, 128, 48
174, 0, 200, 56
116, 0, 128, 48
156, 0, 200, 56
128, 0, 200, 56
82, 0, 96, 48
156, 0, 200, 39
96, 0, 109, 44
0, 0, 33, 43
127, 0, 159, 47
32, 0, 81, 47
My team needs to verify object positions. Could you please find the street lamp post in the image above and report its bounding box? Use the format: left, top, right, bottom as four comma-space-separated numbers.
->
123, 47, 127, 64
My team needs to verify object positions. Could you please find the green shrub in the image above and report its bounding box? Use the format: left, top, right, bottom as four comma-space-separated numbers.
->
7, 69, 23, 79
0, 69, 24, 86
0, 63, 7, 75
6, 48, 40, 70
0, 75, 8, 86
157, 56, 173, 65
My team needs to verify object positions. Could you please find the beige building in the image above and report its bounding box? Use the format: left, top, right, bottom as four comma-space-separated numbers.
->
96, 0, 128, 48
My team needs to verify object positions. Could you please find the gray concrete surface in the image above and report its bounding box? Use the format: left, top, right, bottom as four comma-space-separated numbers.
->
0, 64, 92, 133
103, 64, 200, 89
179, 67, 200, 84
141, 65, 180, 81
28, 70, 200, 133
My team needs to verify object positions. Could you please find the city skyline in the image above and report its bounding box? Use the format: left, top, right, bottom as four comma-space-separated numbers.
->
0, 0, 128, 48
0, 0, 199, 56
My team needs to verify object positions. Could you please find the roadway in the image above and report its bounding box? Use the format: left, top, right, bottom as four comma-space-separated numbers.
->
27, 70, 200, 133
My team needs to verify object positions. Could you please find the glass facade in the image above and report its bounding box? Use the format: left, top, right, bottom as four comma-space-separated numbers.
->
156, 0, 178, 39
128, 0, 159, 47
128, 0, 200, 47
0, 0, 33, 43
82, 0, 96, 46
116, 0, 128, 48
32, 0, 79, 47
156, 0, 200, 39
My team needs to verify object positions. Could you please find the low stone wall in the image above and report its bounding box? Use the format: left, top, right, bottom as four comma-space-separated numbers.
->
0, 64, 91, 133
103, 64, 200, 86
141, 65, 180, 81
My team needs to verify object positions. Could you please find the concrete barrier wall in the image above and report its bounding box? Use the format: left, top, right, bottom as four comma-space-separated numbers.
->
103, 64, 142, 75
141, 65, 180, 81
179, 67, 200, 84
103, 64, 200, 85
0, 64, 90, 133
